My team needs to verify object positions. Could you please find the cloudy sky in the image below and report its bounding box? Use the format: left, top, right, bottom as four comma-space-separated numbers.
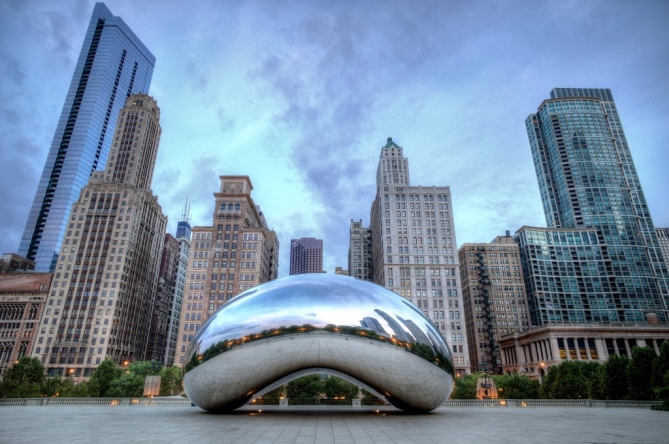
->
1, 0, 668, 276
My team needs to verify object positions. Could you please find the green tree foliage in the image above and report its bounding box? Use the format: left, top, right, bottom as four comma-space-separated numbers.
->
449, 373, 479, 399
159, 366, 183, 396
627, 346, 656, 400
652, 341, 669, 391
106, 373, 145, 397
3, 357, 45, 385
493, 374, 539, 399
0, 357, 45, 398
540, 362, 589, 399
286, 375, 322, 399
129, 360, 163, 377
40, 377, 63, 397
582, 362, 606, 400
539, 366, 558, 399
604, 354, 629, 400
263, 385, 285, 399
90, 359, 122, 397
323, 376, 359, 399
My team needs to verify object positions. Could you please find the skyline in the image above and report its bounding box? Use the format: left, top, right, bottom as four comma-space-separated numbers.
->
1, 0, 668, 277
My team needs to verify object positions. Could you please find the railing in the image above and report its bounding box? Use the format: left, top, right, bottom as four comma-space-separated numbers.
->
443, 399, 663, 408
0, 397, 662, 409
0, 397, 192, 407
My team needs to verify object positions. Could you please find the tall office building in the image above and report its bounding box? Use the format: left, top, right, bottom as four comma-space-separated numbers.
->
657, 228, 669, 267
164, 217, 191, 364
458, 234, 530, 374
19, 3, 155, 272
525, 88, 669, 324
31, 94, 167, 378
369, 138, 470, 375
146, 234, 180, 362
174, 176, 279, 365
289, 238, 323, 275
348, 220, 373, 281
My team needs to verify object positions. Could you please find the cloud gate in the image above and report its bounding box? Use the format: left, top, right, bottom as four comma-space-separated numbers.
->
182, 274, 454, 412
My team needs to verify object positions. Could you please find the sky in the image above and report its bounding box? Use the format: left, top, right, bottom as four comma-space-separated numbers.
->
1, 0, 668, 277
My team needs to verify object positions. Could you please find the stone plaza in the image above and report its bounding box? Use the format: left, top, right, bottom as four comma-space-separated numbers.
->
1, 404, 668, 443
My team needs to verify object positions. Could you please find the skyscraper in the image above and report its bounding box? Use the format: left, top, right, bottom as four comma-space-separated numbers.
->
19, 3, 155, 272
348, 220, 373, 281
173, 176, 279, 365
458, 234, 530, 374
289, 238, 324, 275
369, 137, 470, 376
31, 94, 167, 378
525, 88, 669, 324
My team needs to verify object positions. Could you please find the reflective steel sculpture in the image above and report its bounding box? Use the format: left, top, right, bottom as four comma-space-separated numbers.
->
182, 274, 454, 412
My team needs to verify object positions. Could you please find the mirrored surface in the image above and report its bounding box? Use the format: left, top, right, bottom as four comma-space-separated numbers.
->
183, 274, 454, 412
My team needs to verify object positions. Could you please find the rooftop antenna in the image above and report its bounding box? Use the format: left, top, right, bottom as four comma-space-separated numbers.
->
181, 197, 192, 223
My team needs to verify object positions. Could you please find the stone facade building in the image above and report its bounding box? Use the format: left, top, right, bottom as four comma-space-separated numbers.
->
146, 234, 180, 362
173, 176, 279, 365
289, 238, 323, 275
0, 254, 35, 273
348, 220, 373, 282
369, 138, 470, 375
458, 234, 530, 374
657, 228, 669, 266
499, 324, 669, 379
30, 94, 167, 378
0, 273, 52, 377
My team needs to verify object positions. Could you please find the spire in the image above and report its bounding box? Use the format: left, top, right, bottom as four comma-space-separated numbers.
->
180, 197, 191, 223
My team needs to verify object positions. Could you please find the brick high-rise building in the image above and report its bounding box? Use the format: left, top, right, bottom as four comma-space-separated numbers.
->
348, 220, 372, 281
31, 94, 167, 378
174, 176, 279, 365
19, 3, 155, 272
0, 273, 52, 377
369, 137, 470, 375
146, 234, 180, 362
458, 233, 530, 374
289, 238, 323, 275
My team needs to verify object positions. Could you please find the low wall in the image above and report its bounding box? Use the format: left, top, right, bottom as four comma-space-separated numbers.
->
0, 397, 662, 409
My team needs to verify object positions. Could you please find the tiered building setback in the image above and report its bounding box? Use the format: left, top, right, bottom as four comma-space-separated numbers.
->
30, 94, 167, 378
174, 176, 279, 365
289, 238, 323, 275
369, 138, 470, 375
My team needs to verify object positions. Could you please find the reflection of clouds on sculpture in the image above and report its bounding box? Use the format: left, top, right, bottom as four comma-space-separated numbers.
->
183, 274, 454, 412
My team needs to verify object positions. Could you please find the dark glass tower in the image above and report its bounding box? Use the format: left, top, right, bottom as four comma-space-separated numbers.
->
19, 3, 155, 271
525, 88, 669, 324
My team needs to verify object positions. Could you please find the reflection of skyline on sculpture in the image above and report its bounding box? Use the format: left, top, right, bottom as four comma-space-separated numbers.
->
190, 274, 451, 361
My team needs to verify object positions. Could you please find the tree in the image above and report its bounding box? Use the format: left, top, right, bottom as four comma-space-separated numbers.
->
105, 374, 144, 397
449, 373, 478, 399
0, 357, 45, 398
41, 377, 63, 397
323, 376, 359, 399
159, 366, 183, 396
604, 354, 629, 400
627, 346, 656, 400
549, 361, 589, 399
3, 357, 44, 386
493, 373, 539, 399
90, 359, 121, 397
286, 375, 322, 399
540, 366, 558, 399
652, 341, 669, 393
129, 360, 163, 377
582, 362, 606, 400
263, 385, 285, 399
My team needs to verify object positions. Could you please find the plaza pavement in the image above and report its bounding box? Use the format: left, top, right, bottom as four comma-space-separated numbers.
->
1, 404, 668, 444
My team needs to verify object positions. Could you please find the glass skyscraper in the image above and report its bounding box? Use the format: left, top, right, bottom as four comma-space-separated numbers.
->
524, 88, 669, 324
19, 3, 154, 271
